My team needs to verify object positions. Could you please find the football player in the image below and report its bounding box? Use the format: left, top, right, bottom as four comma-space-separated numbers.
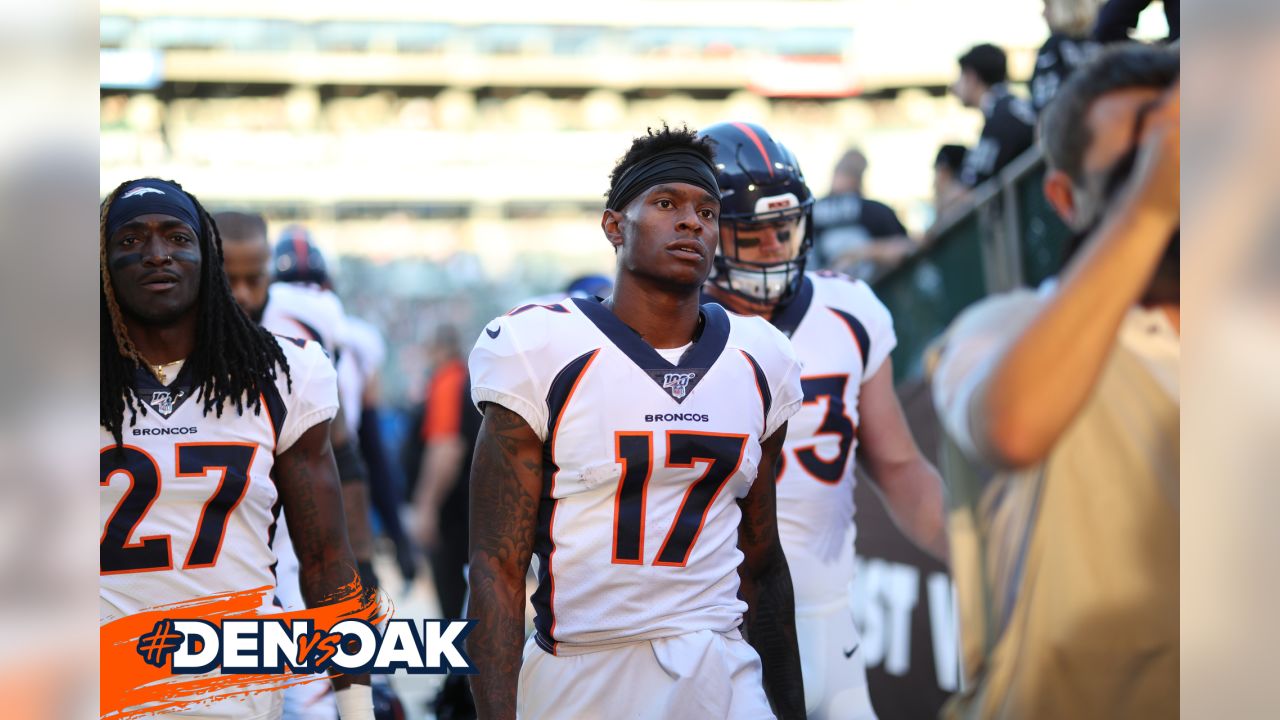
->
99, 178, 375, 719
698, 122, 949, 720
467, 125, 806, 719
216, 216, 387, 720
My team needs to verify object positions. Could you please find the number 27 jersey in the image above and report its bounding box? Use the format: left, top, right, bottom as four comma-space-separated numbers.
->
99, 337, 338, 622
470, 298, 802, 655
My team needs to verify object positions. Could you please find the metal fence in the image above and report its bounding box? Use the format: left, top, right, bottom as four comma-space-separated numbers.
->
871, 147, 1071, 382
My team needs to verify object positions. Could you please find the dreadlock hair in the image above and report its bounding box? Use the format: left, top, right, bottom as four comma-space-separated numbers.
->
605, 122, 715, 201
100, 178, 292, 448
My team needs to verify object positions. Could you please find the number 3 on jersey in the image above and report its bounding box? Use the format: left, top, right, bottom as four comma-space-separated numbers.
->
790, 374, 856, 484
611, 431, 747, 567
100, 443, 257, 574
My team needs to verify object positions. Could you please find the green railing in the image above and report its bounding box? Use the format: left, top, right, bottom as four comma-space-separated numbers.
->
872, 148, 1071, 382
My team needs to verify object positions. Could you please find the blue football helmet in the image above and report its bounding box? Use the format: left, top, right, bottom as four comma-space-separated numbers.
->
273, 224, 330, 286
565, 273, 613, 300
697, 121, 814, 305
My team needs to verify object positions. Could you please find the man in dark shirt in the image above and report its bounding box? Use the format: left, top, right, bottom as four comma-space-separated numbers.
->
812, 148, 914, 279
1093, 0, 1179, 43
952, 43, 1037, 187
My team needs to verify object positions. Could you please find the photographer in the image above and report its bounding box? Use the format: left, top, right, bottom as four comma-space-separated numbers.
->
931, 44, 1178, 719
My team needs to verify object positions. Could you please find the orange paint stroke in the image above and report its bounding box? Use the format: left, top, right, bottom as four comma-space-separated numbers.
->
101, 576, 390, 720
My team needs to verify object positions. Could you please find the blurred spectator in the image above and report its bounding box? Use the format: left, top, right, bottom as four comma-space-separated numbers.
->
932, 44, 1178, 719
812, 148, 915, 279
412, 323, 481, 620
933, 144, 971, 221
952, 43, 1037, 187
1093, 0, 1179, 43
1031, 0, 1103, 113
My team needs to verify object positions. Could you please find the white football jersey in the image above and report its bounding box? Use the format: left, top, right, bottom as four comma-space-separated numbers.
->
99, 337, 338, 622
770, 272, 896, 607
336, 315, 387, 432
261, 282, 347, 357
470, 298, 803, 656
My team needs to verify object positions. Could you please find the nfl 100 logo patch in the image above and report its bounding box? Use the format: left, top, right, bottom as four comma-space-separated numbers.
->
662, 372, 696, 399
644, 366, 708, 403
645, 368, 705, 402
150, 390, 176, 417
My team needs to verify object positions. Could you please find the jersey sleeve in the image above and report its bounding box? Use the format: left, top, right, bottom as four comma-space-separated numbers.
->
741, 315, 805, 441
765, 352, 804, 441
468, 315, 549, 441
278, 339, 340, 453
857, 285, 898, 383
833, 279, 898, 384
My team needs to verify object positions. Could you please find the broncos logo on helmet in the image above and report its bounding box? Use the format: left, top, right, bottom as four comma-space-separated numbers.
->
697, 121, 815, 305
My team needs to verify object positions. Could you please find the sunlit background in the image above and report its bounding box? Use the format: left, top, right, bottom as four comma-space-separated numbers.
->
100, 0, 1165, 407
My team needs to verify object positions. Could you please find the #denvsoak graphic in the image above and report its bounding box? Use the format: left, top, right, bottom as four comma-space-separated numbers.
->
101, 579, 473, 719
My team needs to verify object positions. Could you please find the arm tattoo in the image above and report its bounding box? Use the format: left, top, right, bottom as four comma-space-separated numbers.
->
468, 403, 543, 720
276, 421, 369, 690
738, 425, 805, 719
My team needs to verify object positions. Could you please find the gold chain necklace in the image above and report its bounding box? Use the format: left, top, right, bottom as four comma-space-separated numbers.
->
151, 358, 184, 383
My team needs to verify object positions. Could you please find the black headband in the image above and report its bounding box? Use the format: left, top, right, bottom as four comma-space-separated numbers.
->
106, 179, 202, 241
606, 148, 721, 212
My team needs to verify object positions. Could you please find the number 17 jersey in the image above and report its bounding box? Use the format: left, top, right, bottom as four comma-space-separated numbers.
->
469, 298, 802, 656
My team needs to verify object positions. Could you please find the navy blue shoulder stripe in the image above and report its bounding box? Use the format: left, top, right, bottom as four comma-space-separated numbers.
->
274, 333, 307, 349
532, 347, 599, 655
292, 319, 325, 348
543, 349, 599, 440
259, 377, 288, 445
828, 307, 871, 369
739, 350, 772, 426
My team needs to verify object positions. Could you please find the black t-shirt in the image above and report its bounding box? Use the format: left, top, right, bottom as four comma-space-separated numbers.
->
1093, 0, 1179, 43
812, 193, 907, 269
960, 85, 1037, 188
1031, 33, 1101, 114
